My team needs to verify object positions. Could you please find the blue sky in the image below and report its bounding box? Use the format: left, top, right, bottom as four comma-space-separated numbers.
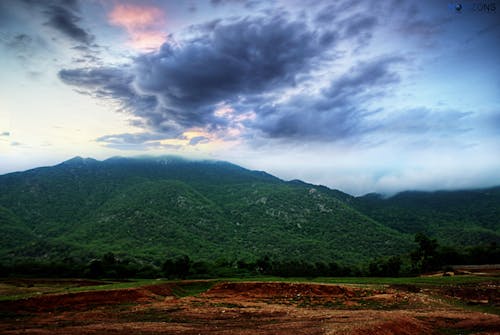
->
0, 0, 499, 195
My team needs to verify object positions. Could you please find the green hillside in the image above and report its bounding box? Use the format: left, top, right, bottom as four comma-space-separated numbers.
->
0, 156, 410, 265
0, 156, 498, 268
354, 189, 500, 246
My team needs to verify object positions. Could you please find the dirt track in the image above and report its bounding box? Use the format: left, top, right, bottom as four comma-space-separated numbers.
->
1, 280, 499, 334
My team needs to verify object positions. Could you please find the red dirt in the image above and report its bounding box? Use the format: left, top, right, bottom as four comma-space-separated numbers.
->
1, 280, 499, 334
1, 288, 151, 312
439, 282, 500, 306
204, 281, 358, 298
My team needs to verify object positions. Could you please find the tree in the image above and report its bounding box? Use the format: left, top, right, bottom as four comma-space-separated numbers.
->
411, 233, 439, 273
368, 256, 401, 277
256, 255, 271, 275
87, 259, 104, 278
162, 255, 191, 279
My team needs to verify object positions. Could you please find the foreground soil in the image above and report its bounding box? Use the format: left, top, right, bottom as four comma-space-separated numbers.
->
1, 279, 499, 334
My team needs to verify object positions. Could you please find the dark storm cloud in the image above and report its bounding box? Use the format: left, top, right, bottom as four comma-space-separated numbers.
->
57, 11, 420, 147
133, 14, 336, 126
59, 7, 464, 149
255, 56, 405, 140
324, 56, 403, 99
313, 1, 380, 49
59, 67, 134, 98
59, 13, 338, 147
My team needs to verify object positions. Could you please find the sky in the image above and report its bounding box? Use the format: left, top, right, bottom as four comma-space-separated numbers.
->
0, 0, 499, 195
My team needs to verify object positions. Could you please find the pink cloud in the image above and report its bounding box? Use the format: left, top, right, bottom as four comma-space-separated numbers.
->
108, 4, 166, 50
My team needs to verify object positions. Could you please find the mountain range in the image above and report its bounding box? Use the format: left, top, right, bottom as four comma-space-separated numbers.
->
0, 156, 499, 266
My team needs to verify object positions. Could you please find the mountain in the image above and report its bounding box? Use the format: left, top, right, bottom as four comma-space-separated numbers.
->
353, 189, 500, 246
0, 156, 412, 265
0, 156, 498, 267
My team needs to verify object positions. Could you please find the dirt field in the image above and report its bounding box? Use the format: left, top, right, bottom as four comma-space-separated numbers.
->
1, 279, 499, 334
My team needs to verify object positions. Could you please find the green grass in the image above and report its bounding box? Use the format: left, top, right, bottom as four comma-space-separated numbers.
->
224, 275, 498, 287
0, 278, 168, 301
171, 281, 217, 297
0, 278, 220, 302
313, 275, 499, 286
68, 278, 168, 292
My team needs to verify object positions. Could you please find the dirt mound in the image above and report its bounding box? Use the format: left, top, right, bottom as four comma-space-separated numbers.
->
205, 282, 356, 298
0, 281, 213, 314
0, 282, 185, 314
441, 282, 500, 305
0, 288, 152, 313
389, 284, 421, 293
141, 283, 175, 296
352, 315, 432, 335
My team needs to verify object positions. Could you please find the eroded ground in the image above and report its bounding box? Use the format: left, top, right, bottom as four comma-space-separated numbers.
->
1, 279, 499, 334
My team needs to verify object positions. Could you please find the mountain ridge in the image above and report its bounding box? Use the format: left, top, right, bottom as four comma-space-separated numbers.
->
0, 156, 499, 266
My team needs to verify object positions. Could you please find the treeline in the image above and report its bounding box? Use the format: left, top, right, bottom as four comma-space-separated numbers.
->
1, 235, 499, 279
368, 233, 500, 277
0, 254, 358, 279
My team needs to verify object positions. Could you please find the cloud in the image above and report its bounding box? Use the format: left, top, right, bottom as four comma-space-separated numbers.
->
133, 14, 335, 127
58, 66, 188, 136
59, 67, 155, 113
341, 14, 378, 37
95, 132, 181, 151
189, 136, 209, 146
108, 4, 166, 50
4, 33, 32, 49
314, 1, 359, 24
56, 4, 489, 159
0, 132, 10, 137
0, 0, 94, 45
340, 15, 378, 46
254, 56, 405, 141
210, 0, 251, 6
373, 108, 472, 136
42, 1, 94, 45
60, 13, 336, 146
96, 132, 168, 145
